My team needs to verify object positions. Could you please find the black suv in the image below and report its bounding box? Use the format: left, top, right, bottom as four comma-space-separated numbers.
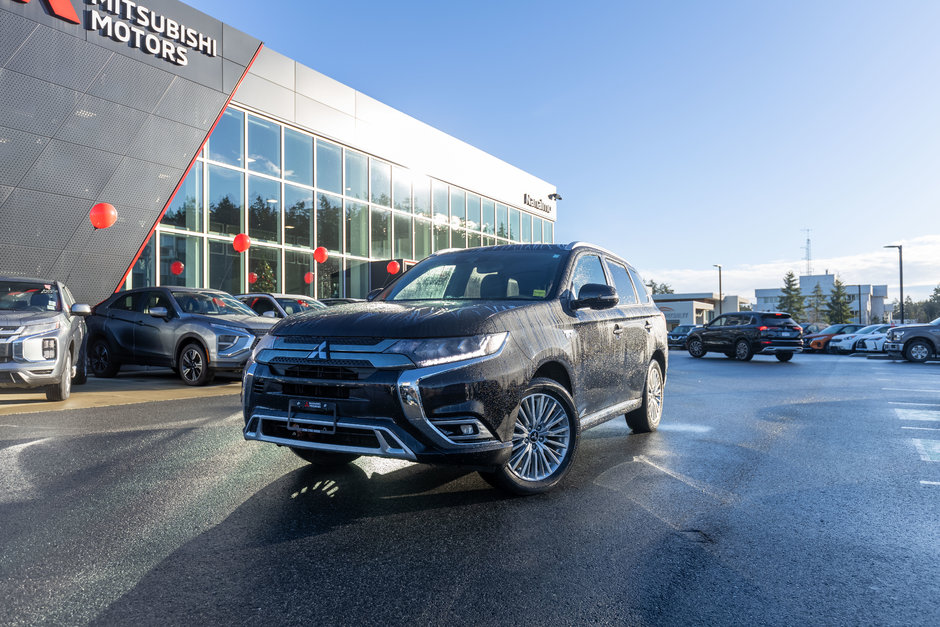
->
242, 243, 668, 494
686, 311, 802, 361
87, 287, 275, 385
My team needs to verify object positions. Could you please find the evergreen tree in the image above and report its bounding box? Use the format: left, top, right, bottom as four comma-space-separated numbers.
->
925, 285, 940, 321
776, 271, 805, 319
253, 260, 277, 294
826, 278, 853, 323
645, 280, 674, 295
807, 282, 827, 324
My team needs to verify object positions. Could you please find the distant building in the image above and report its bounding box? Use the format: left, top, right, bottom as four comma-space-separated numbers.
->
753, 273, 888, 324
653, 293, 749, 329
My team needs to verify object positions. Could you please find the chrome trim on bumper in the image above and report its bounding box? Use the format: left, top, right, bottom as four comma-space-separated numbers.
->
757, 346, 803, 354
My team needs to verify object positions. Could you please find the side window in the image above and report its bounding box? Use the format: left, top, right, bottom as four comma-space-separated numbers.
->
141, 291, 172, 314
710, 316, 726, 327
250, 297, 277, 315
605, 260, 638, 305
108, 293, 139, 312
570, 254, 608, 299
626, 266, 651, 303
60, 285, 75, 310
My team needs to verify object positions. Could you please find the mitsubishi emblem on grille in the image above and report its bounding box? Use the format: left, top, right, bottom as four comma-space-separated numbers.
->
308, 342, 330, 360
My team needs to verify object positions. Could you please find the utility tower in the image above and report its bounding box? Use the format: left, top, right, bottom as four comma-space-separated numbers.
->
802, 229, 813, 276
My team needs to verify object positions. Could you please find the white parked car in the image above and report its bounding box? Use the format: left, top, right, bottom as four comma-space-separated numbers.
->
858, 328, 894, 352
829, 324, 893, 354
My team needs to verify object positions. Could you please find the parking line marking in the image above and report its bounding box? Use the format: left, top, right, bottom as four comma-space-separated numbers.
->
890, 401, 939, 406
921, 481, 940, 486
902, 426, 940, 431
912, 439, 940, 462
883, 388, 940, 394
894, 408, 940, 422
633, 455, 740, 505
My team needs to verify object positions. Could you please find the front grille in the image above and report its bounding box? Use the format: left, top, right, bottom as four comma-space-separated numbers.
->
261, 420, 381, 449
271, 364, 361, 380
281, 382, 351, 399
282, 336, 384, 346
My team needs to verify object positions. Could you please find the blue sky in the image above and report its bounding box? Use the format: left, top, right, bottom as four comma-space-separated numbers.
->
187, 0, 940, 301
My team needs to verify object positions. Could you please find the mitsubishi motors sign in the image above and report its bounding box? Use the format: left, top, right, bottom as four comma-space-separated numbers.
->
13, 0, 218, 66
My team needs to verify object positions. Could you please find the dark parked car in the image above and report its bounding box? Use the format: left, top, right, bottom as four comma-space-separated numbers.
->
0, 277, 91, 400
667, 324, 700, 349
87, 287, 276, 385
686, 311, 803, 361
884, 317, 940, 363
242, 243, 668, 495
236, 293, 326, 318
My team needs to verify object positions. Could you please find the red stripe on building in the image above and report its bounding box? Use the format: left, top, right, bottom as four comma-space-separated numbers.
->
13, 0, 81, 24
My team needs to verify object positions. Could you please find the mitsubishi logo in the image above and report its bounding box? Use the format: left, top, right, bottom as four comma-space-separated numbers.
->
12, 0, 80, 24
308, 342, 330, 360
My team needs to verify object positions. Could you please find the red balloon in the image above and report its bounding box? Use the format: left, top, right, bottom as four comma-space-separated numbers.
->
386, 260, 400, 275
304, 271, 314, 284
313, 246, 328, 263
248, 272, 258, 284
233, 233, 251, 253
89, 202, 117, 229
170, 261, 184, 276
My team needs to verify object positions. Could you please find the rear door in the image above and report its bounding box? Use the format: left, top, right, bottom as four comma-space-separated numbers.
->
103, 293, 141, 358
605, 258, 651, 400
701, 315, 729, 350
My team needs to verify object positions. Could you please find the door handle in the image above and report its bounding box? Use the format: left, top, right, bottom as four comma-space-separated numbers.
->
613, 324, 624, 336
644, 320, 653, 332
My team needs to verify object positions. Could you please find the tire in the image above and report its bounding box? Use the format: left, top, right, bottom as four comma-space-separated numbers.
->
724, 351, 736, 359
775, 352, 794, 362
89, 337, 120, 378
290, 448, 360, 467
480, 377, 579, 496
45, 351, 71, 401
904, 339, 932, 364
687, 337, 706, 358
72, 340, 87, 385
625, 360, 665, 433
734, 339, 754, 361
826, 343, 837, 354
177, 342, 214, 386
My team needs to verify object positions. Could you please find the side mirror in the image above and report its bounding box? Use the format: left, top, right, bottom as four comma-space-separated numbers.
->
71, 303, 91, 317
366, 288, 383, 301
572, 284, 618, 310
262, 310, 278, 318
149, 306, 169, 319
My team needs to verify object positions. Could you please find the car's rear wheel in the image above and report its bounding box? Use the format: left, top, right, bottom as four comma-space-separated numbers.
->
480, 377, 579, 495
625, 360, 664, 433
775, 352, 794, 362
904, 339, 932, 364
89, 338, 120, 377
687, 337, 706, 358
178, 342, 214, 386
45, 351, 71, 401
290, 448, 360, 467
735, 339, 754, 361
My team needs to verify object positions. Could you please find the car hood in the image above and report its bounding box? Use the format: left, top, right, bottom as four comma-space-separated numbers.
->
272, 300, 533, 338
0, 310, 63, 327
185, 313, 277, 333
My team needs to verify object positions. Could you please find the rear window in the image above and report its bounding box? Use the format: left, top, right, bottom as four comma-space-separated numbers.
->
760, 313, 796, 326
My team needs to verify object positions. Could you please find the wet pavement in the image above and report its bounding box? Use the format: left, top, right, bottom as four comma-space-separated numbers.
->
1, 353, 938, 625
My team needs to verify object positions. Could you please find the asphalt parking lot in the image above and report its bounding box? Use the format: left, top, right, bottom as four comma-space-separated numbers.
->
1, 350, 938, 625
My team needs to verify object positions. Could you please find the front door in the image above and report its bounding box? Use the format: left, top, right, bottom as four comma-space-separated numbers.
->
134, 289, 177, 365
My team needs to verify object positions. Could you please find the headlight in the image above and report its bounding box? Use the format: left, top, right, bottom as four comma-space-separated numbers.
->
248, 332, 276, 365
22, 321, 60, 336
385, 332, 508, 367
210, 324, 252, 352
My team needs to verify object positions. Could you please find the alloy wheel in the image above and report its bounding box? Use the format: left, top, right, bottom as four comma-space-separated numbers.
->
90, 343, 109, 372
646, 363, 664, 428
180, 347, 204, 383
508, 392, 571, 482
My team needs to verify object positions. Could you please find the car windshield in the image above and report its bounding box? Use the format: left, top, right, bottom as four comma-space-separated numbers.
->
818, 325, 846, 335
853, 324, 881, 335
930, 317, 940, 325
276, 297, 326, 315
383, 249, 568, 302
172, 291, 256, 316
0, 280, 61, 312
673, 325, 694, 333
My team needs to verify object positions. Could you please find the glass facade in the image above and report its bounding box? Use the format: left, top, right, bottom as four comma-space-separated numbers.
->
138, 105, 554, 298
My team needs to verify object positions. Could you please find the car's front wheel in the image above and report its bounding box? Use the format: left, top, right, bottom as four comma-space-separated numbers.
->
687, 337, 706, 358
905, 339, 932, 364
89, 338, 120, 377
626, 360, 664, 433
72, 341, 87, 385
178, 342, 214, 386
45, 351, 71, 401
775, 352, 794, 362
480, 377, 579, 495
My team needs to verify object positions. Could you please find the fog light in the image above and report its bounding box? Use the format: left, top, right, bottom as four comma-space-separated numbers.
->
42, 338, 56, 360
460, 424, 476, 435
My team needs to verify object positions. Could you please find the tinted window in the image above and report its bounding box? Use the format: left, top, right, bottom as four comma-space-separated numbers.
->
276, 297, 324, 314
284, 183, 313, 248
606, 260, 639, 305
248, 175, 280, 243
162, 166, 202, 231
172, 291, 255, 316
208, 165, 243, 236
761, 313, 796, 326
141, 291, 172, 314
570, 254, 608, 299
108, 293, 139, 312
626, 267, 651, 303
316, 140, 342, 194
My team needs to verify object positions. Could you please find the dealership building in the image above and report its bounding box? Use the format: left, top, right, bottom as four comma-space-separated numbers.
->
0, 0, 558, 304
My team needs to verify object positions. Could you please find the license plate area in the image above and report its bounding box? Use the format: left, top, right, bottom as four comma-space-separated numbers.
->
288, 399, 338, 434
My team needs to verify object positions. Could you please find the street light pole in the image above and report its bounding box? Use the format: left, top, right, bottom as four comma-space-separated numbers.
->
884, 245, 903, 323
713, 264, 722, 316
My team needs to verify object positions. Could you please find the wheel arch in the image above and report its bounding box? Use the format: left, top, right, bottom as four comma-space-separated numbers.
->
532, 360, 573, 397
175, 333, 211, 366
904, 335, 937, 356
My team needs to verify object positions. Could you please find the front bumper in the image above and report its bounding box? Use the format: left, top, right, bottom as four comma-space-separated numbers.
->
242, 337, 524, 469
0, 331, 69, 389
884, 342, 903, 355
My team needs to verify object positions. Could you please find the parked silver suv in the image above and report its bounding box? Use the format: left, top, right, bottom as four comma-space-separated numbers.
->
0, 277, 91, 401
